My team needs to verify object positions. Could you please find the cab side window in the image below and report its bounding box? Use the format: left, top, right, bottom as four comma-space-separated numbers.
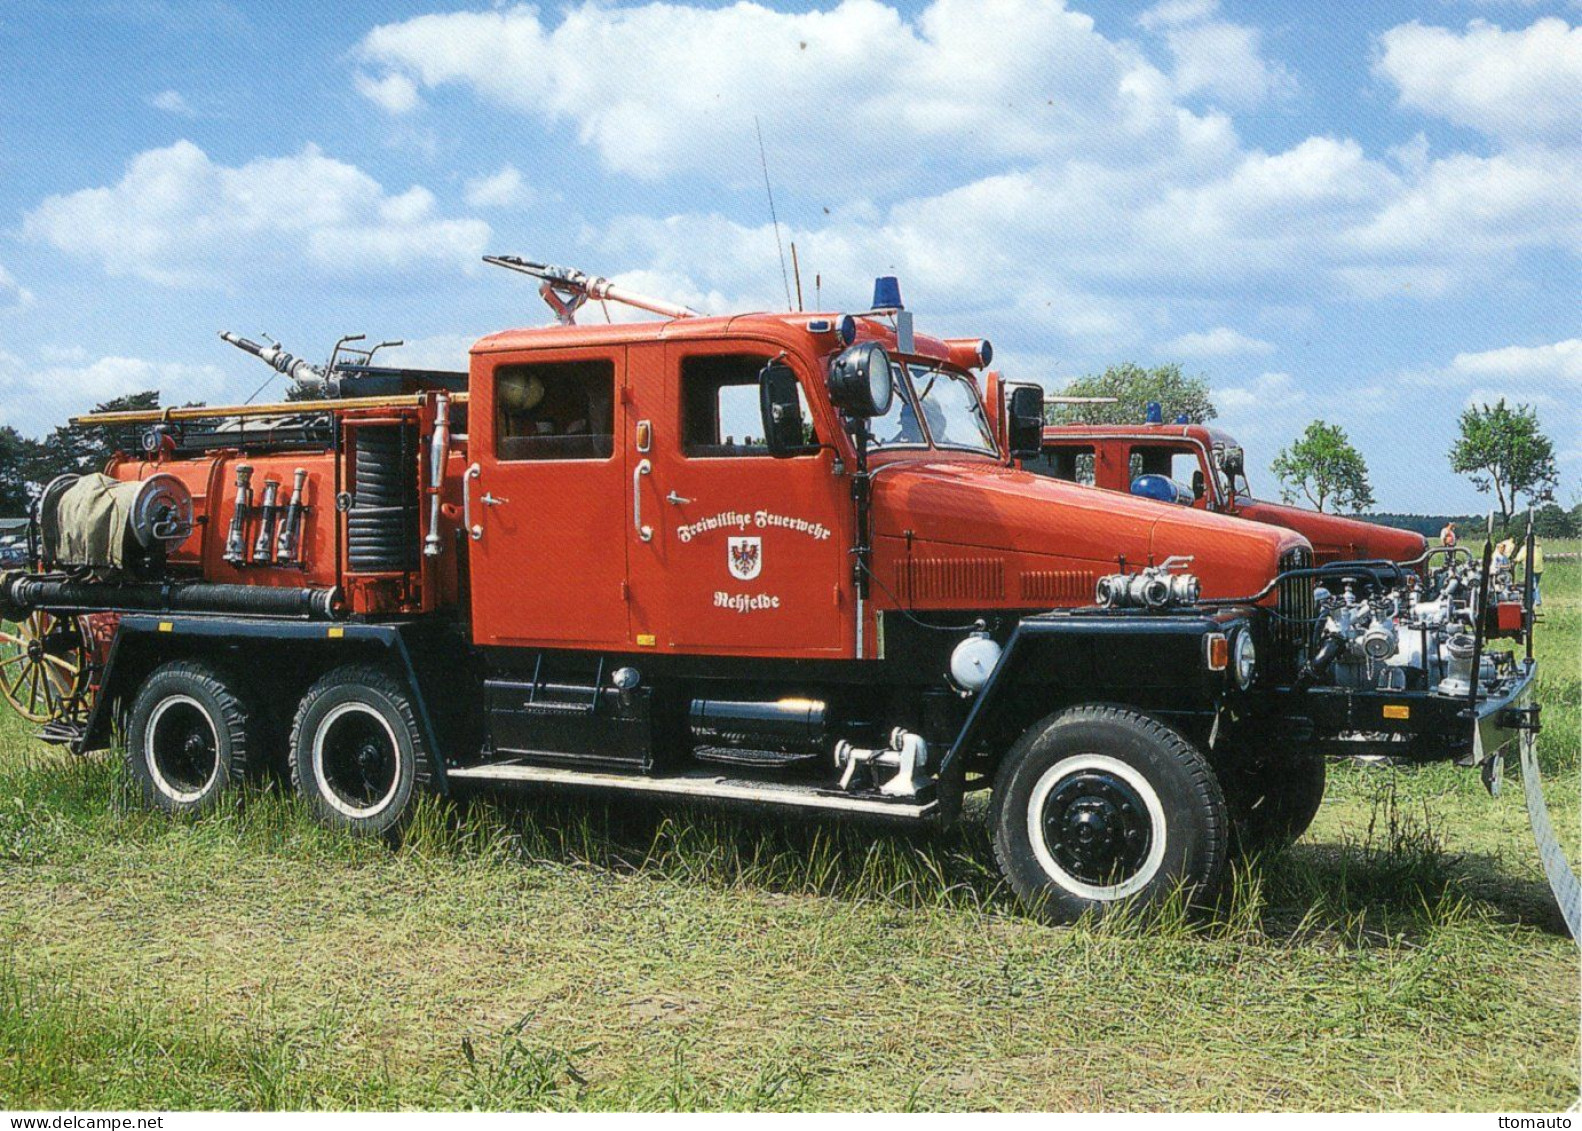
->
495, 360, 615, 461
681, 354, 817, 457
1025, 445, 1095, 486
1130, 446, 1208, 498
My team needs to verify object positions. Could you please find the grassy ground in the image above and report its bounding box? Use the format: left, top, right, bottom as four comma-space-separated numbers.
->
0, 560, 1576, 1111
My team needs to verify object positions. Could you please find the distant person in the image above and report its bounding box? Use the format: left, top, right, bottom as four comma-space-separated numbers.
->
1440, 521, 1458, 548
1493, 538, 1514, 573
1515, 536, 1545, 607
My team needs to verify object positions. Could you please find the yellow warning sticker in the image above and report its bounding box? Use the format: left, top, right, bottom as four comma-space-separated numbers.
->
1383, 704, 1410, 720
327, 627, 345, 639
636, 633, 657, 647
157, 622, 173, 633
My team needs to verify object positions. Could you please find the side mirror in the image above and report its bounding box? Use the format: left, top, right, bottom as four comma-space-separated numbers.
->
759, 362, 817, 458
1006, 385, 1044, 459
1221, 446, 1245, 477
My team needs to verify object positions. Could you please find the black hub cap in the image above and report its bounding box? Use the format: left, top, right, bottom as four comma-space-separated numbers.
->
1041, 771, 1153, 886
150, 702, 217, 794
321, 712, 397, 810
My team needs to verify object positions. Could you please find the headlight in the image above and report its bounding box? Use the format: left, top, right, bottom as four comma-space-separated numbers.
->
1234, 629, 1257, 690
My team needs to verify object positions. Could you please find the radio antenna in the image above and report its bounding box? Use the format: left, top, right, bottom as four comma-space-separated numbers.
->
755, 116, 793, 311
790, 242, 804, 311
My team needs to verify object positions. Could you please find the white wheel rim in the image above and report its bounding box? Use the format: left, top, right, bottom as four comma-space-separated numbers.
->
312, 701, 403, 819
145, 694, 220, 803
1026, 752, 1168, 901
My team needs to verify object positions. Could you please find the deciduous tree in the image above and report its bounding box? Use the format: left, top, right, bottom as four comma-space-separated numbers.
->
1448, 400, 1558, 527
1270, 420, 1375, 514
1047, 363, 1217, 425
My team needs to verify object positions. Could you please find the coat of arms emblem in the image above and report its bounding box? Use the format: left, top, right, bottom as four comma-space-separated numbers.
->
727, 536, 762, 581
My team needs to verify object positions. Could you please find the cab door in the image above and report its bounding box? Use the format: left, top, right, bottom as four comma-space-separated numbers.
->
468, 348, 630, 649
625, 341, 850, 657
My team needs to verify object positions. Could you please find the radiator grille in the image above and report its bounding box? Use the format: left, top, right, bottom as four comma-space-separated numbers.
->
1275, 546, 1315, 656
1020, 569, 1096, 605
896, 557, 1004, 602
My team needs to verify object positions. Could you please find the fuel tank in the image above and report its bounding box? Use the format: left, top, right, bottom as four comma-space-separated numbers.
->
870, 459, 1305, 608
1232, 497, 1426, 566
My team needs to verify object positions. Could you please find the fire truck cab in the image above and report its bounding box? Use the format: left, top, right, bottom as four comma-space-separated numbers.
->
0, 265, 1545, 926
1032, 416, 1428, 566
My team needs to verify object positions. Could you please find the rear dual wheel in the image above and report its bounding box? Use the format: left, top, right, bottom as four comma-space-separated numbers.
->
288, 665, 431, 838
992, 705, 1229, 924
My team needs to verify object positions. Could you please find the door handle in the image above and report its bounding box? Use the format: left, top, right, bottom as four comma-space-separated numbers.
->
463, 463, 482, 540
482, 492, 508, 507
665, 491, 692, 506
633, 459, 653, 542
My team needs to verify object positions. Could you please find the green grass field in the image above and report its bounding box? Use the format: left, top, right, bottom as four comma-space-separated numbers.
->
0, 554, 1577, 1111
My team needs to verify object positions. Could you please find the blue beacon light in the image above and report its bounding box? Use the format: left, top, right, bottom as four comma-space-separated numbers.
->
1145, 400, 1164, 424
871, 276, 903, 311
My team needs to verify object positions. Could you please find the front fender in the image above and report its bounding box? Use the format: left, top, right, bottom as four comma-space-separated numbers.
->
943, 607, 1254, 774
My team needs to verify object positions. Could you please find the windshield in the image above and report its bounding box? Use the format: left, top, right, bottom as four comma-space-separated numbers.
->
865, 359, 998, 456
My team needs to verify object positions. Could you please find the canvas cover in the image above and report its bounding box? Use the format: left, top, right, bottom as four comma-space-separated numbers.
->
45, 474, 141, 571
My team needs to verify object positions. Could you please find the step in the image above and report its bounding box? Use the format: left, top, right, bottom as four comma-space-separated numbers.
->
446, 762, 937, 819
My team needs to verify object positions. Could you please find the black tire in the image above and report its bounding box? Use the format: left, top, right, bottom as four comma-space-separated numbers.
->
288, 664, 431, 837
126, 660, 261, 815
991, 705, 1229, 923
1219, 747, 1326, 856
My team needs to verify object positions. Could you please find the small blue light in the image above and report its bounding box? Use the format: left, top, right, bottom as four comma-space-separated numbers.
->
838, 314, 857, 344
872, 276, 903, 310
1145, 400, 1163, 424
1175, 412, 1189, 424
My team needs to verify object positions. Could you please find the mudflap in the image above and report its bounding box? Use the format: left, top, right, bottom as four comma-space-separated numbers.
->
1517, 727, 1581, 941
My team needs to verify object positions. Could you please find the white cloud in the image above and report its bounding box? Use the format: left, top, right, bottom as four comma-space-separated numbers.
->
0, 264, 33, 310
148, 89, 197, 116
22, 140, 490, 287
464, 165, 532, 208
1376, 18, 1582, 145
0, 349, 237, 436
354, 71, 421, 115
1162, 326, 1276, 357
1447, 338, 1582, 384
1137, 0, 1295, 108
358, 0, 1216, 189
1218, 371, 1307, 412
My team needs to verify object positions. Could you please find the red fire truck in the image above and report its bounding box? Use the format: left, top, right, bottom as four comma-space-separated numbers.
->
1032, 417, 1427, 566
0, 262, 1541, 924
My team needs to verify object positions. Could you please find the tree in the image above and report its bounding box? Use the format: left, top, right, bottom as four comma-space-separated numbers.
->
1047, 362, 1217, 425
1270, 420, 1375, 514
26, 390, 162, 490
0, 426, 42, 516
1448, 399, 1558, 527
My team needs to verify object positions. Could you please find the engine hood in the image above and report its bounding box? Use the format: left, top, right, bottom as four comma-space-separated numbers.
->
871, 459, 1307, 600
1233, 497, 1426, 564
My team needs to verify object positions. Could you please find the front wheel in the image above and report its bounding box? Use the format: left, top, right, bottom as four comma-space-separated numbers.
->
991, 705, 1229, 924
289, 664, 431, 838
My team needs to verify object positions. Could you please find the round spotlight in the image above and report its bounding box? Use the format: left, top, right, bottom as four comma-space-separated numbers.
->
828, 341, 894, 418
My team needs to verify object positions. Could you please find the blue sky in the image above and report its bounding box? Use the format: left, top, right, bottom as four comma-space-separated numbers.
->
0, 0, 1576, 512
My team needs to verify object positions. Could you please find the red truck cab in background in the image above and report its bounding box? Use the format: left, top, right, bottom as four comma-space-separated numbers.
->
1032, 417, 1427, 566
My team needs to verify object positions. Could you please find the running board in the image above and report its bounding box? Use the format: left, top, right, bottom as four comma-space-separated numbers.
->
445, 763, 938, 819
